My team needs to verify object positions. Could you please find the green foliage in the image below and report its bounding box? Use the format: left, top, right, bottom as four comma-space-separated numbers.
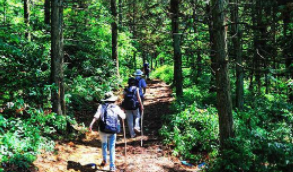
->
151, 65, 174, 84
209, 95, 293, 172
160, 104, 219, 162
0, 106, 76, 171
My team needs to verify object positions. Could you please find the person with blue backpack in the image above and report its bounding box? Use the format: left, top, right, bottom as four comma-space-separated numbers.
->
89, 92, 125, 172
122, 77, 144, 138
133, 69, 147, 101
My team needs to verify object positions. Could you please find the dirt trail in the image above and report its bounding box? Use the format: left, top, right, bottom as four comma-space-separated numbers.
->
34, 79, 199, 172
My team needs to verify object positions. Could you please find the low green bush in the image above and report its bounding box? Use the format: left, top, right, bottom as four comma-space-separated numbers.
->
160, 104, 219, 163
151, 65, 174, 84
0, 106, 77, 172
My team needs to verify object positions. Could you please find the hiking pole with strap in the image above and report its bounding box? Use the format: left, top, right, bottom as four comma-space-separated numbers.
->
122, 119, 127, 159
141, 109, 144, 147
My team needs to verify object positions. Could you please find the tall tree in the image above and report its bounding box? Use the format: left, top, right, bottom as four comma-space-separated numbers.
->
44, 0, 50, 25
211, 0, 234, 150
281, 1, 293, 101
170, 0, 183, 97
119, 0, 123, 27
206, 3, 217, 92
24, 0, 31, 41
51, 0, 64, 115
111, 0, 119, 76
231, 0, 244, 109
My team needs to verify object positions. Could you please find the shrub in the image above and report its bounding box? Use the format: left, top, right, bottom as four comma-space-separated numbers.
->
160, 104, 219, 163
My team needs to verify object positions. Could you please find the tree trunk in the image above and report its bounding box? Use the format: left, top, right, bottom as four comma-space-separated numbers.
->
44, 0, 50, 25
133, 51, 137, 69
282, 4, 293, 101
131, 0, 137, 69
24, 0, 31, 41
196, 50, 202, 84
171, 0, 183, 97
211, 0, 234, 151
231, 0, 244, 109
51, 0, 64, 115
207, 3, 217, 92
119, 0, 123, 27
111, 0, 119, 76
4, 0, 7, 23
254, 0, 265, 94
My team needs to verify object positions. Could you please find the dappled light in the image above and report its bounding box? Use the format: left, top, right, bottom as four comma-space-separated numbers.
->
33, 79, 199, 172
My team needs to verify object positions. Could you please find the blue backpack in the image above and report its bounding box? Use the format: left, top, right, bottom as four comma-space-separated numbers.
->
122, 86, 139, 110
135, 78, 144, 99
99, 104, 120, 133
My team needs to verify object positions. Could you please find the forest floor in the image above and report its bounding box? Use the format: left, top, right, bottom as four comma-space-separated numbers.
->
34, 79, 201, 172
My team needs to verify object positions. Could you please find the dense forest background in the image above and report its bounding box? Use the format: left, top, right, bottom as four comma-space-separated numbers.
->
1, 0, 293, 171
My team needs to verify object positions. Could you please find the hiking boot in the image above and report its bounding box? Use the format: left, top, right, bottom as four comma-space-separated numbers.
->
100, 160, 107, 167
134, 128, 141, 134
110, 166, 116, 171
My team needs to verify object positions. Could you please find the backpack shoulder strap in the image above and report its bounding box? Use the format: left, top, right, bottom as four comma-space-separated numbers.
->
136, 78, 142, 87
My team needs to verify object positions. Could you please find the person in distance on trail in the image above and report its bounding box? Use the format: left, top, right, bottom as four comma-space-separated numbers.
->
89, 92, 126, 172
122, 77, 144, 137
143, 61, 150, 80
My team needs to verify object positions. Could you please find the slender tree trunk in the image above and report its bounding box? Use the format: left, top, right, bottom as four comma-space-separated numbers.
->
231, 0, 244, 109
4, 0, 7, 23
283, 5, 293, 101
207, 3, 217, 92
24, 0, 31, 41
51, 0, 64, 115
255, 0, 264, 94
44, 0, 50, 24
119, 0, 123, 27
171, 0, 183, 97
196, 50, 202, 84
132, 0, 137, 69
133, 51, 137, 69
111, 0, 119, 76
211, 0, 234, 151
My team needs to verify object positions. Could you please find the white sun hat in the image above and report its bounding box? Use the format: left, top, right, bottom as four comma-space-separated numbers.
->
101, 92, 118, 102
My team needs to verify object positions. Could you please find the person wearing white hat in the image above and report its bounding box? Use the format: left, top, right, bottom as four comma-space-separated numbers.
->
89, 92, 125, 171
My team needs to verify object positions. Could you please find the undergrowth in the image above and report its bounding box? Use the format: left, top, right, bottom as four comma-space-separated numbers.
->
154, 65, 293, 171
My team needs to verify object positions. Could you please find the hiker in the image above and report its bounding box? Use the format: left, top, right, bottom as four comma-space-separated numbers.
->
89, 92, 125, 172
143, 61, 150, 79
133, 69, 147, 101
122, 77, 144, 138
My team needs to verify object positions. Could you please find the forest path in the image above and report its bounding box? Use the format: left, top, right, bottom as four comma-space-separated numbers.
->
34, 79, 199, 172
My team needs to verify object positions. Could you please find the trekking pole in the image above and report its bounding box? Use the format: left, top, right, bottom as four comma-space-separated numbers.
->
122, 119, 127, 158
141, 109, 144, 147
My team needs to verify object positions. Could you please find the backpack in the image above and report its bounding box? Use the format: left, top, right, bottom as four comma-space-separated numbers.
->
122, 86, 139, 110
135, 78, 144, 99
99, 104, 120, 134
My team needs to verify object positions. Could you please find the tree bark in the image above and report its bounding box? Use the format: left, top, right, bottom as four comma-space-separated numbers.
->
171, 0, 183, 97
44, 0, 50, 25
119, 0, 123, 27
282, 3, 293, 101
211, 0, 234, 151
24, 0, 31, 41
111, 0, 119, 76
51, 0, 64, 115
231, 0, 244, 109
207, 3, 217, 92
